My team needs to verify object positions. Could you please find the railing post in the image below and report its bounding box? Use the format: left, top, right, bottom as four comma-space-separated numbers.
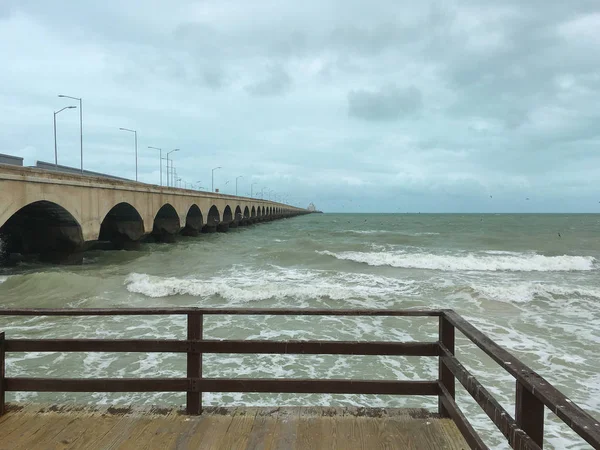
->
0, 332, 5, 416
515, 381, 544, 448
186, 313, 203, 415
438, 313, 455, 417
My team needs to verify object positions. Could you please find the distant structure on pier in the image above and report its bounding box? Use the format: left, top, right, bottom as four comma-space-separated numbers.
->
307, 203, 323, 213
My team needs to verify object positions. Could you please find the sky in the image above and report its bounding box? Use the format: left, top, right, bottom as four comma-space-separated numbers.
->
1, 0, 600, 213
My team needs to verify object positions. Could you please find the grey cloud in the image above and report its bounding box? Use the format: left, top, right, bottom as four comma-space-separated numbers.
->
329, 22, 413, 55
2, 0, 600, 212
201, 67, 227, 90
245, 66, 292, 97
348, 85, 422, 121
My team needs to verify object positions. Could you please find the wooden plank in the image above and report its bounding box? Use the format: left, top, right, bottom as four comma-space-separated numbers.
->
378, 409, 415, 449
12, 413, 78, 450
4, 339, 438, 356
438, 316, 455, 418
244, 407, 279, 450
268, 407, 301, 450
295, 406, 324, 450
516, 381, 545, 448
439, 344, 540, 450
184, 407, 236, 449
6, 378, 190, 392
443, 309, 600, 448
0, 406, 471, 450
4, 378, 435, 396
67, 408, 131, 449
0, 332, 4, 416
0, 307, 442, 317
412, 418, 469, 450
6, 339, 189, 353
51, 415, 100, 449
187, 313, 202, 415
114, 409, 181, 450
439, 383, 488, 449
215, 407, 257, 449
198, 379, 439, 395
333, 408, 365, 450
0, 405, 83, 449
200, 340, 439, 356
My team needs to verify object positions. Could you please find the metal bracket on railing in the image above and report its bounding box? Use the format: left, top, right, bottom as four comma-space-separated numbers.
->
189, 378, 200, 393
187, 340, 202, 353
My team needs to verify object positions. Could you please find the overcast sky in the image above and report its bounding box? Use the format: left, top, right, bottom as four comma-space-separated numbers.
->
1, 1, 600, 212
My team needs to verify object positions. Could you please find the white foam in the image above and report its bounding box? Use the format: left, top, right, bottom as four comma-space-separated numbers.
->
345, 230, 440, 236
317, 250, 596, 272
470, 282, 600, 303
125, 267, 420, 303
0, 276, 8, 284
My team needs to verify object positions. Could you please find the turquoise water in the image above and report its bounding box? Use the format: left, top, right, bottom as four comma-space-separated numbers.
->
1, 213, 599, 449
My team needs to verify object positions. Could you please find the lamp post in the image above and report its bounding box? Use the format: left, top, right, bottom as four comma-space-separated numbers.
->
58, 95, 83, 173
212, 166, 222, 192
53, 106, 77, 167
236, 176, 243, 196
166, 149, 179, 187
251, 182, 258, 198
148, 146, 162, 186
119, 128, 138, 181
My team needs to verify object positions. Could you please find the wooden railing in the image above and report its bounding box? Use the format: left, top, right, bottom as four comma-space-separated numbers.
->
0, 308, 598, 450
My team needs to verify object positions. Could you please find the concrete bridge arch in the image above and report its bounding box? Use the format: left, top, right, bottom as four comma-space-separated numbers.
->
0, 165, 310, 262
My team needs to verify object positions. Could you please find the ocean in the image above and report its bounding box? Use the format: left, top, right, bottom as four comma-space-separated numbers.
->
1, 213, 599, 449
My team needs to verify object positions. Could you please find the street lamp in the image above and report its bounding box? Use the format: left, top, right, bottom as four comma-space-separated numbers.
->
236, 176, 243, 196
212, 166, 222, 192
166, 149, 179, 187
251, 182, 258, 198
119, 128, 138, 181
58, 95, 83, 173
54, 106, 77, 167
148, 146, 162, 186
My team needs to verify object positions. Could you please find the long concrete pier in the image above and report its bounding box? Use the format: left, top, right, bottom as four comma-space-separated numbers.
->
0, 164, 309, 262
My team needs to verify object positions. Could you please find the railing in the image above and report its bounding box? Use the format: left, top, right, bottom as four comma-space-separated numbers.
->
0, 308, 598, 450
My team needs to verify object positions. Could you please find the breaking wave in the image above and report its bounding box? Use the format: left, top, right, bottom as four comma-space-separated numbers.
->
125, 267, 420, 303
469, 282, 600, 303
316, 250, 596, 272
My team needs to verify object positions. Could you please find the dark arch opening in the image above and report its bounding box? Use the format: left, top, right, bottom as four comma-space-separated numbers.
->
182, 204, 203, 237
152, 203, 180, 243
244, 206, 250, 219
230, 206, 243, 228
0, 200, 84, 264
262, 206, 266, 216
99, 202, 145, 250
223, 206, 233, 224
251, 206, 256, 218
257, 207, 262, 217
203, 205, 220, 233
218, 205, 233, 232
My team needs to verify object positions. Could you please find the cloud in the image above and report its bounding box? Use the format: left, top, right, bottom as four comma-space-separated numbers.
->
0, 0, 600, 212
348, 85, 422, 121
245, 65, 292, 97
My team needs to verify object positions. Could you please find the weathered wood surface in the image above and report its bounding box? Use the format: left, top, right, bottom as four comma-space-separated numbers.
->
0, 404, 468, 450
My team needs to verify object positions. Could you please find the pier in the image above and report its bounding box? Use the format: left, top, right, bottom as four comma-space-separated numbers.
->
0, 164, 309, 263
0, 308, 598, 449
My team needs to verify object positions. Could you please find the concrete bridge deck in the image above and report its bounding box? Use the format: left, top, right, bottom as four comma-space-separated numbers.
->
0, 404, 467, 450
0, 164, 308, 262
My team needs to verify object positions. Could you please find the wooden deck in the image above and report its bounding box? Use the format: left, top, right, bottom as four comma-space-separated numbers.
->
0, 404, 468, 450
